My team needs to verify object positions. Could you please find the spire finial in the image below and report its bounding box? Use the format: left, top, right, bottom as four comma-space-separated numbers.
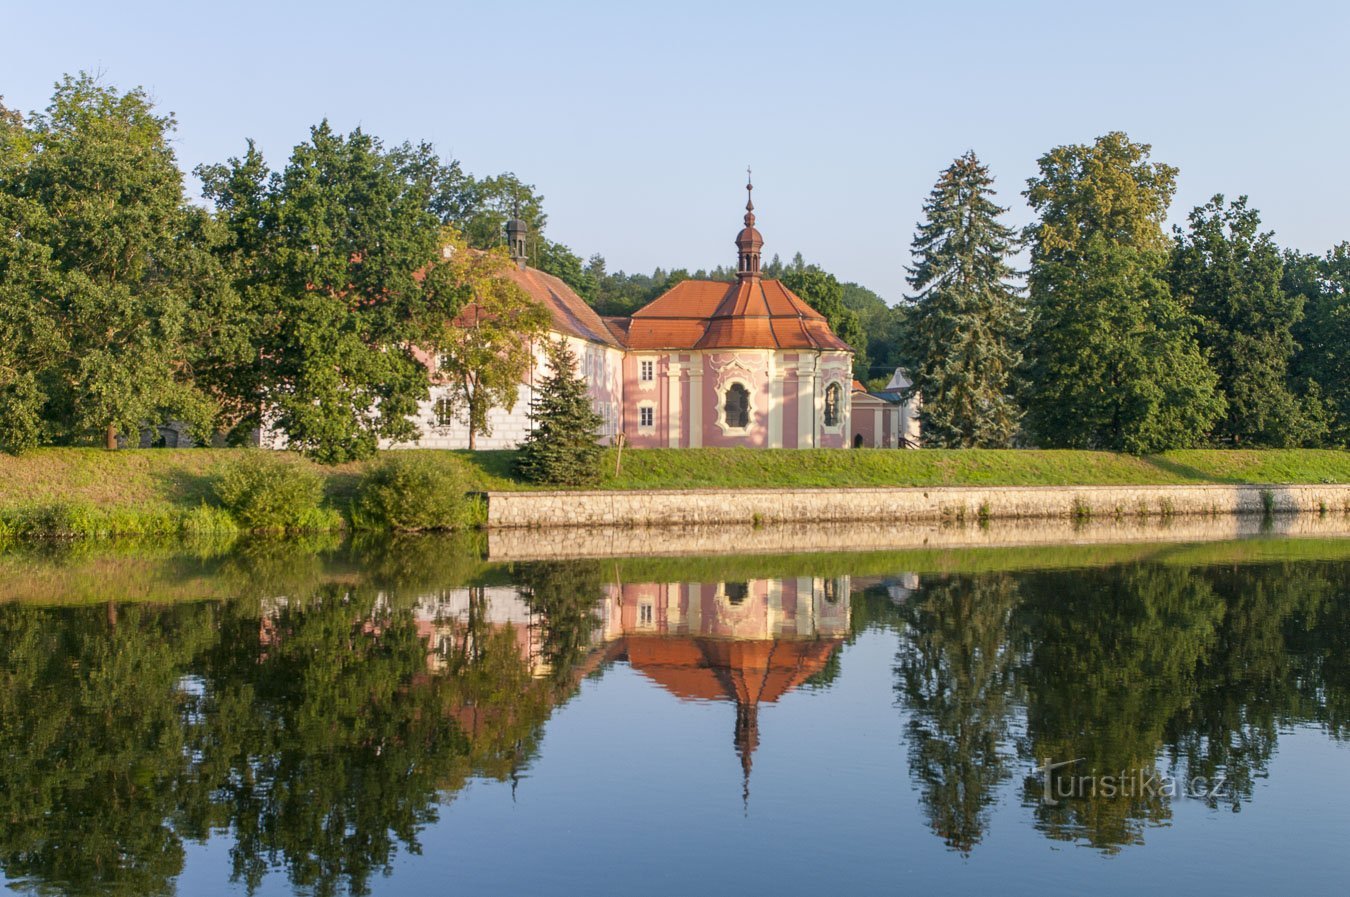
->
744, 166, 754, 224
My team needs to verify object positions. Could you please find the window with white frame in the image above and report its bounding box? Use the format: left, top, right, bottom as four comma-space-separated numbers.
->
433, 396, 455, 427
639, 359, 655, 382
639, 603, 654, 627
638, 404, 655, 430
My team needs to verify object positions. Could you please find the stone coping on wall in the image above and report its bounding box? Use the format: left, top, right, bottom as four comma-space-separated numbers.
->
486, 483, 1350, 530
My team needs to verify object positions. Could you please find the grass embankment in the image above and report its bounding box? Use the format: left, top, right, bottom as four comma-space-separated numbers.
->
1, 446, 1348, 540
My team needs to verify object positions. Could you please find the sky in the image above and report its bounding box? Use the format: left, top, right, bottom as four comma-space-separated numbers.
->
4, 0, 1347, 300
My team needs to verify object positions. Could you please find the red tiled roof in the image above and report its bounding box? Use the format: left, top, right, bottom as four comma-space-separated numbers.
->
501, 264, 621, 348
623, 635, 840, 704
623, 278, 853, 352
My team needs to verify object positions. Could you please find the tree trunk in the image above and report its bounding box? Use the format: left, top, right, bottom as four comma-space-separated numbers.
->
468, 427, 476, 451
105, 424, 118, 450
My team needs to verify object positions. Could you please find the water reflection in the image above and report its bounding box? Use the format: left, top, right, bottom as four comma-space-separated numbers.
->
1, 539, 1348, 895
880, 557, 1350, 854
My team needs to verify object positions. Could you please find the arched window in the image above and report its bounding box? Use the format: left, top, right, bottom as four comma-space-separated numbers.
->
725, 383, 750, 429
824, 382, 842, 427
723, 582, 748, 605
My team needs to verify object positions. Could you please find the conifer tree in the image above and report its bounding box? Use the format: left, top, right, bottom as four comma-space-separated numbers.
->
515, 339, 604, 486
1022, 132, 1224, 452
900, 151, 1024, 447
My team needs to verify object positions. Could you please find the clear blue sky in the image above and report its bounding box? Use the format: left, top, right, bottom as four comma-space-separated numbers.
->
5, 0, 1347, 299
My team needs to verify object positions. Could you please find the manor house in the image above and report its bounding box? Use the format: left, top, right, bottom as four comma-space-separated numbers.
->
393, 179, 919, 450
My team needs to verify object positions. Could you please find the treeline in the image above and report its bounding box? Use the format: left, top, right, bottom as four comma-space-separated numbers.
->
900, 140, 1350, 450
3, 74, 1347, 459
0, 75, 564, 461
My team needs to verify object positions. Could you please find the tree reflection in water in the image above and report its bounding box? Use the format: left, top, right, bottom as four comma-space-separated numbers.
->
884, 557, 1349, 853
0, 542, 1347, 894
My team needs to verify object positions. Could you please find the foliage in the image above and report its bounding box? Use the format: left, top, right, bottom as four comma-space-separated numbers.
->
515, 339, 605, 486
896, 572, 1020, 852
353, 452, 473, 531
198, 123, 465, 462
213, 455, 333, 532
902, 151, 1025, 447
0, 75, 222, 451
430, 235, 551, 449
780, 262, 870, 379
1022, 132, 1224, 452
1288, 243, 1350, 445
1171, 195, 1319, 445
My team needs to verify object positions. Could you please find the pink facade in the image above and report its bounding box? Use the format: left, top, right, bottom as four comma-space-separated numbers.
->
620, 350, 854, 449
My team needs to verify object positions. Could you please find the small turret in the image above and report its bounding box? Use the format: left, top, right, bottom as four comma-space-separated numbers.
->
735, 167, 763, 281
506, 207, 528, 270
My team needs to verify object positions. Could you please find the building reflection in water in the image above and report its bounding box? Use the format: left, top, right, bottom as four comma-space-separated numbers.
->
394, 574, 851, 802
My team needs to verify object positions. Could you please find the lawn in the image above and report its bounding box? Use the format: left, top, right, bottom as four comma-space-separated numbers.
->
1, 446, 1348, 527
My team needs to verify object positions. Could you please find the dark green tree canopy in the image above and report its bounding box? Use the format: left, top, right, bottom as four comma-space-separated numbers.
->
1022, 132, 1224, 452
1287, 243, 1350, 445
199, 123, 466, 461
1, 74, 223, 450
1171, 195, 1319, 446
901, 151, 1024, 447
515, 338, 605, 486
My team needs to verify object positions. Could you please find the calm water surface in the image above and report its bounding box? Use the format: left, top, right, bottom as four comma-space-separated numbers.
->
1, 536, 1348, 896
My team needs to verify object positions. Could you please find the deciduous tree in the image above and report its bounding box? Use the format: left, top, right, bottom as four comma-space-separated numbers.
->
1171, 195, 1318, 445
1022, 132, 1223, 452
432, 238, 550, 450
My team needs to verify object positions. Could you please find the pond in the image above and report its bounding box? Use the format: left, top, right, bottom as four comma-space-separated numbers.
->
1, 534, 1348, 896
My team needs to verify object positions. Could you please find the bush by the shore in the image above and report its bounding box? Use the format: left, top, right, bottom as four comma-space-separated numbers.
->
213, 456, 340, 533
353, 453, 478, 531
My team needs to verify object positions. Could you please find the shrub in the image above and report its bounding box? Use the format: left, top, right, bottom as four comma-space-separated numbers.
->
353, 453, 472, 531
214, 456, 333, 532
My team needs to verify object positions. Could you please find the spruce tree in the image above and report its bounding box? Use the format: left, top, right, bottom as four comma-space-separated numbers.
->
515, 339, 604, 486
900, 151, 1024, 447
1022, 132, 1224, 452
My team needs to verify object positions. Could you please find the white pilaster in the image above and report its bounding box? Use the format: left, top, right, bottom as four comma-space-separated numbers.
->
768, 353, 783, 449
796, 354, 816, 449
666, 360, 682, 448
688, 357, 703, 448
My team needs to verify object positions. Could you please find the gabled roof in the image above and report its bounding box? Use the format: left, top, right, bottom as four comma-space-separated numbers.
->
622, 278, 853, 352
501, 264, 621, 348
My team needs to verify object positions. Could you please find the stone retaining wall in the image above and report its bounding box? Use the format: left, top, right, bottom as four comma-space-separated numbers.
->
487, 483, 1350, 530
487, 512, 1350, 561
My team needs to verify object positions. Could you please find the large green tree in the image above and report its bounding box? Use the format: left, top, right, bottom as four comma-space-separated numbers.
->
901, 151, 1024, 447
1022, 132, 1224, 452
1171, 195, 1318, 445
199, 124, 465, 461
1287, 243, 1350, 445
0, 99, 60, 451
3, 75, 222, 450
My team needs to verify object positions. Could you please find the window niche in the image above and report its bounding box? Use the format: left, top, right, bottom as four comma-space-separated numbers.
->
724, 383, 750, 429
823, 381, 843, 429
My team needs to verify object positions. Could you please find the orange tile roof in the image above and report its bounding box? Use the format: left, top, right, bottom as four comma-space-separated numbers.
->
623, 635, 841, 704
623, 278, 854, 352
502, 264, 620, 348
